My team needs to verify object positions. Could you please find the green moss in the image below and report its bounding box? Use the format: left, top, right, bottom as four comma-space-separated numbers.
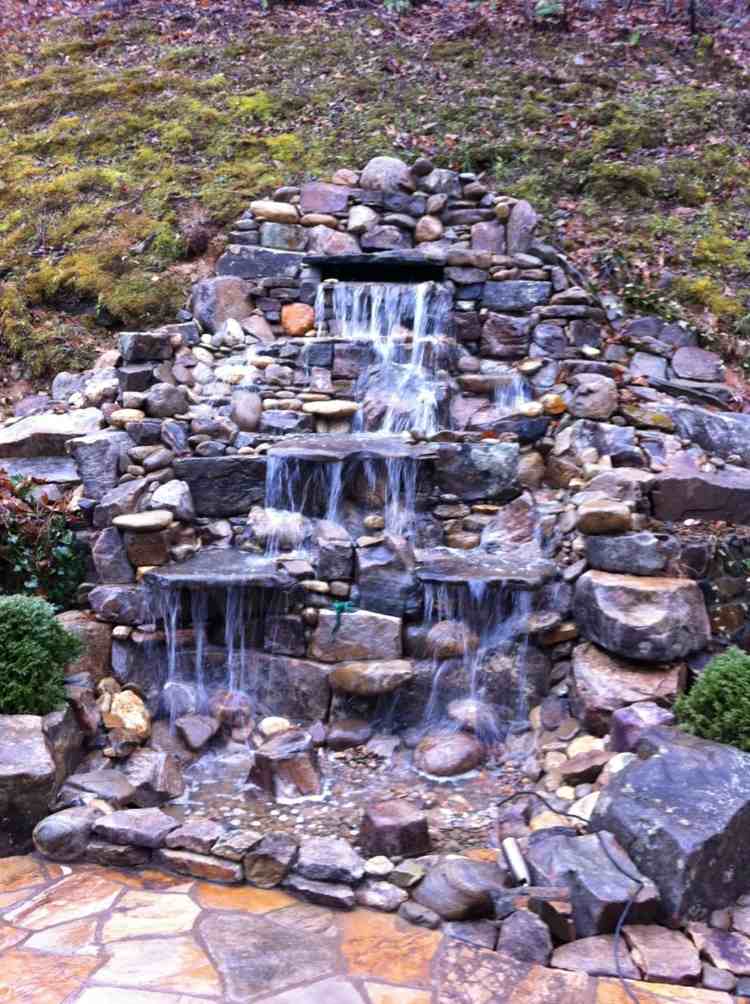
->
587, 162, 661, 203
674, 275, 743, 318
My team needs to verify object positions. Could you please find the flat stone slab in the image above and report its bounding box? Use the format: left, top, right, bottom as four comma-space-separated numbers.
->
92, 807, 179, 848
0, 456, 80, 483
414, 545, 555, 588
144, 548, 296, 590
268, 432, 441, 463
0, 408, 102, 458
652, 462, 750, 524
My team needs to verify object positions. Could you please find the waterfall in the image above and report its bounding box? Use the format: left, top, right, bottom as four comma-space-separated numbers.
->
419, 580, 535, 742
494, 365, 531, 416
315, 280, 452, 437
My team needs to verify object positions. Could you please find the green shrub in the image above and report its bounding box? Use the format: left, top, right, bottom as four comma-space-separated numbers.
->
675, 646, 750, 751
0, 595, 81, 715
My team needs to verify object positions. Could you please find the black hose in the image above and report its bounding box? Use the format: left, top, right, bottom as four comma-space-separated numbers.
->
495, 790, 693, 1004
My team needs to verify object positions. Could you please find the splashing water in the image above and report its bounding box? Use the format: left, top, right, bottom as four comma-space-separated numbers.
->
420, 580, 536, 742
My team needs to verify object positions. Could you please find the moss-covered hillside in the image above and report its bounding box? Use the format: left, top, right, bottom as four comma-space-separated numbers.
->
1, 5, 749, 383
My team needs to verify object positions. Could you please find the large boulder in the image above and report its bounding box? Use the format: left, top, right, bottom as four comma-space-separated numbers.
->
173, 456, 266, 517
359, 155, 413, 193
0, 407, 102, 458
574, 571, 710, 662
0, 715, 57, 855
652, 463, 750, 525
591, 727, 750, 923
55, 611, 112, 683
585, 532, 678, 576
68, 429, 132, 500
570, 643, 685, 736
190, 276, 252, 333
329, 659, 414, 697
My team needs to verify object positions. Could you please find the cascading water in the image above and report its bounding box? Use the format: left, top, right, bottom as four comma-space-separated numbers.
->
315, 279, 452, 437
417, 580, 536, 745
494, 365, 532, 415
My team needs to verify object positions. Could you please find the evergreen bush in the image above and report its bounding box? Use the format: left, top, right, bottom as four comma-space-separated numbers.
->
0, 595, 81, 715
675, 646, 750, 752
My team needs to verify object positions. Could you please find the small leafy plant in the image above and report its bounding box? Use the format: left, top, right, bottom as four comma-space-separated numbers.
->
0, 595, 81, 715
0, 471, 86, 609
675, 646, 750, 752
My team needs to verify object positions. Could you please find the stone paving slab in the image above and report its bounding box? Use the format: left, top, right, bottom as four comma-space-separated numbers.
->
0, 855, 749, 1004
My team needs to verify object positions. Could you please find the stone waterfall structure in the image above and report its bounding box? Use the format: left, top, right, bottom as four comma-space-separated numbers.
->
8, 157, 750, 982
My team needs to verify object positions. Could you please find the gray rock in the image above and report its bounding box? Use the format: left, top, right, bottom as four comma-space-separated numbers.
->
0, 714, 65, 855
434, 441, 520, 503
69, 429, 132, 500
399, 900, 442, 929
308, 609, 402, 662
92, 806, 179, 847
295, 836, 365, 885
592, 727, 750, 923
574, 571, 710, 662
212, 828, 263, 861
497, 909, 552, 964
482, 281, 550, 312
145, 382, 189, 418
550, 935, 640, 979
88, 584, 149, 626
507, 199, 539, 253
283, 873, 355, 909
92, 527, 134, 584
244, 830, 298, 888
525, 831, 660, 936
122, 749, 184, 807
355, 540, 420, 619
652, 463, 750, 525
190, 276, 252, 333
480, 313, 531, 359
672, 345, 723, 382
92, 478, 148, 529
300, 180, 351, 214
355, 880, 407, 912
216, 245, 303, 280
0, 408, 102, 459
85, 840, 151, 868
230, 390, 263, 432
173, 456, 266, 517
176, 714, 220, 752
119, 329, 173, 362
610, 702, 676, 753
149, 480, 195, 521
585, 532, 678, 576
444, 920, 498, 949
568, 374, 618, 421
260, 221, 307, 251
359, 155, 413, 193
411, 857, 504, 920
32, 805, 101, 862
165, 818, 225, 854
63, 769, 135, 808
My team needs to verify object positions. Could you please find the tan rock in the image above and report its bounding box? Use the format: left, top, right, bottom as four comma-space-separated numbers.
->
249, 199, 299, 224
109, 408, 145, 426
281, 303, 315, 337
101, 890, 201, 942
103, 690, 151, 740
113, 509, 173, 532
329, 659, 414, 696
415, 216, 444, 243
302, 399, 359, 418
576, 500, 632, 535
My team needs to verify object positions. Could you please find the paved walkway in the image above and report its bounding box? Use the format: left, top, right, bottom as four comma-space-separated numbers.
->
0, 855, 746, 1004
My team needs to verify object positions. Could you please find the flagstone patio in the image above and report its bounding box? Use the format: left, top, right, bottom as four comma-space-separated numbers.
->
0, 855, 747, 1004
